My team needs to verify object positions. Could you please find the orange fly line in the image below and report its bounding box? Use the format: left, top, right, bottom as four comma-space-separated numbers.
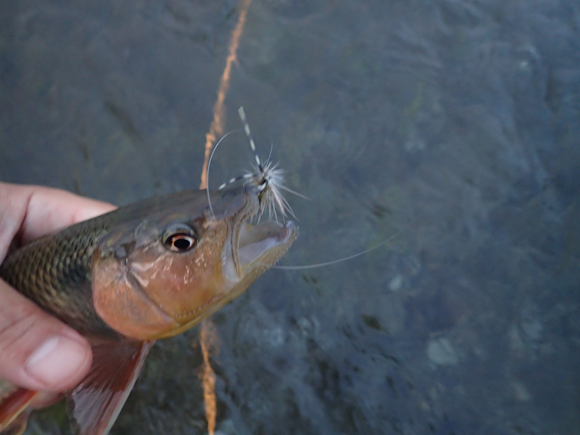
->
198, 1, 252, 434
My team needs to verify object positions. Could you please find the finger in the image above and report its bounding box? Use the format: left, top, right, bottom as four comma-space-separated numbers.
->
0, 279, 92, 392
0, 182, 116, 247
19, 186, 116, 243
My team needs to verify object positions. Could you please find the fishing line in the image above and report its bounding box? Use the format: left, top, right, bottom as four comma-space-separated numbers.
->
273, 226, 409, 270
205, 129, 242, 217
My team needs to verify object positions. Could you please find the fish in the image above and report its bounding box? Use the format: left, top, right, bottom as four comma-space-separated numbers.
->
0, 181, 298, 434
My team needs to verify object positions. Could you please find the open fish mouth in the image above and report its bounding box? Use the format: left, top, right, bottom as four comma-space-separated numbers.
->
224, 184, 298, 278
237, 220, 297, 268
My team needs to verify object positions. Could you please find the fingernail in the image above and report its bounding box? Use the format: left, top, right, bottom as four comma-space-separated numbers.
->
25, 336, 89, 388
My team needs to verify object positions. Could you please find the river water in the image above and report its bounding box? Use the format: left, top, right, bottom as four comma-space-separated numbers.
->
1, 0, 579, 434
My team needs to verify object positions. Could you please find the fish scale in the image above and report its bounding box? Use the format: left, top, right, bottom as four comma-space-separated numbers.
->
0, 223, 111, 335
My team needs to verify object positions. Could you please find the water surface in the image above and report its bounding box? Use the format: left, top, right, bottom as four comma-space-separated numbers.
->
1, 0, 579, 434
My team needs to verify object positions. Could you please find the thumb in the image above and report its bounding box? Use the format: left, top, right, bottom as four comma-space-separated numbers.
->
0, 279, 92, 392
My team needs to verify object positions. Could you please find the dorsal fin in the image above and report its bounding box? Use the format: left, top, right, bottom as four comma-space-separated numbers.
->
67, 340, 154, 435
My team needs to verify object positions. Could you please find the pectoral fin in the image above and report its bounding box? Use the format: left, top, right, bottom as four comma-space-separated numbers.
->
0, 386, 38, 434
67, 340, 154, 435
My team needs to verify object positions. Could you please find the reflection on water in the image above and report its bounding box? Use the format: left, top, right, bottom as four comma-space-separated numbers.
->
1, 0, 579, 434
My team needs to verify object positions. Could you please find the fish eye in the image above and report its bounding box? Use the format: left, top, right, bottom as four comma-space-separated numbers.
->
163, 225, 197, 252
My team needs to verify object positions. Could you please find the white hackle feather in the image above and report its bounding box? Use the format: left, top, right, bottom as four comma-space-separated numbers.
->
214, 107, 305, 221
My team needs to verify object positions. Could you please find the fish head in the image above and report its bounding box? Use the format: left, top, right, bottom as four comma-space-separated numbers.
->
92, 185, 297, 340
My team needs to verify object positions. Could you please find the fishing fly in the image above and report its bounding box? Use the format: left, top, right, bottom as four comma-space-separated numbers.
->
206, 107, 306, 221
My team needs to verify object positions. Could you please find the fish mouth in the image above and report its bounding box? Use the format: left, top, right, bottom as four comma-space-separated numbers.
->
237, 220, 297, 269
228, 186, 298, 278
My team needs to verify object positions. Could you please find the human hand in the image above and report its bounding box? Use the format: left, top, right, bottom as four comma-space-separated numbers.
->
0, 182, 115, 392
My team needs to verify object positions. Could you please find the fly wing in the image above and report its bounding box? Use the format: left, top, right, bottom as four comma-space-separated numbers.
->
67, 340, 154, 435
